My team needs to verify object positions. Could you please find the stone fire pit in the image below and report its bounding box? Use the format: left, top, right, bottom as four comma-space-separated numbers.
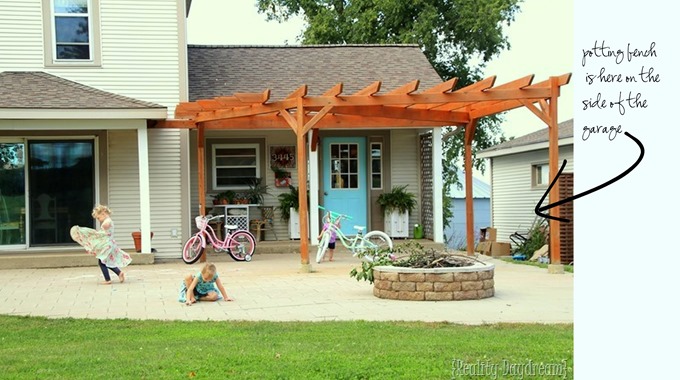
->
372, 262, 495, 301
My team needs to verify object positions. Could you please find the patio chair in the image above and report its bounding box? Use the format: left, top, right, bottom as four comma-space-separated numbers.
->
250, 206, 277, 241
509, 216, 548, 247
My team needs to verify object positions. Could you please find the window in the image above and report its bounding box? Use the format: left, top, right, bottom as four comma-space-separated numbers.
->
329, 143, 359, 189
43, 0, 101, 66
370, 142, 383, 189
532, 163, 550, 187
212, 144, 260, 189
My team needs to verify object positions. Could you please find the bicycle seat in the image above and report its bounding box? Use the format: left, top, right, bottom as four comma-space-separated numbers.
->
225, 224, 239, 230
353, 226, 366, 232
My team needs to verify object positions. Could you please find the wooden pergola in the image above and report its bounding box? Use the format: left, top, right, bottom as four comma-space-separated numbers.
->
154, 73, 571, 267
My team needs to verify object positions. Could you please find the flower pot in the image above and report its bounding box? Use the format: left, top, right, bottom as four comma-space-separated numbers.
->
132, 231, 154, 253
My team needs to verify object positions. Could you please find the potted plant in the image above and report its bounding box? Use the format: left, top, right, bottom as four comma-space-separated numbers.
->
271, 166, 292, 188
277, 185, 309, 239
277, 185, 299, 222
213, 190, 235, 205
377, 185, 417, 238
245, 178, 270, 205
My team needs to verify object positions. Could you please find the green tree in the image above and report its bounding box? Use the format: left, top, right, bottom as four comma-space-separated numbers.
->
257, 0, 520, 226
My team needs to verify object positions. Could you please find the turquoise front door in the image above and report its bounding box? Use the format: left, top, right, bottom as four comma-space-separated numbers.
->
322, 137, 367, 236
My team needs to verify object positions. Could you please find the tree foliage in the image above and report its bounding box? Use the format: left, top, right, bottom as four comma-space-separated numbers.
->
257, 0, 521, 226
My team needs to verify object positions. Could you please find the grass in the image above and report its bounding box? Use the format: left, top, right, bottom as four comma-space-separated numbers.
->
0, 315, 572, 379
500, 258, 574, 273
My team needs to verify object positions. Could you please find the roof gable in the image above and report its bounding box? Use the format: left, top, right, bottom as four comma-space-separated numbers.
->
479, 118, 573, 156
0, 71, 165, 110
187, 44, 443, 101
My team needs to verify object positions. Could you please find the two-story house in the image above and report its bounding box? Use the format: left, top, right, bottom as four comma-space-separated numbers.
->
1, 0, 190, 259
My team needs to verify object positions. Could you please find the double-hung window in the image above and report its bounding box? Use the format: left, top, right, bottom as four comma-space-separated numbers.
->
531, 163, 550, 188
212, 144, 260, 189
43, 0, 101, 66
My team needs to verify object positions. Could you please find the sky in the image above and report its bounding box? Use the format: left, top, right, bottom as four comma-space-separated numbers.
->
186, 0, 573, 139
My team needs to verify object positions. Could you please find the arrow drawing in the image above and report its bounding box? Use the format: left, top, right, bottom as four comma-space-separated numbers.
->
535, 131, 645, 222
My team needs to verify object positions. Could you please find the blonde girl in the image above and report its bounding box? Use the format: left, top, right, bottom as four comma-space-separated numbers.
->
184, 262, 232, 305
70, 205, 132, 284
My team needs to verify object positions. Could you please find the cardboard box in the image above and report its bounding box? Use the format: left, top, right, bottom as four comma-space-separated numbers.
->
490, 242, 512, 257
479, 227, 497, 242
475, 241, 492, 254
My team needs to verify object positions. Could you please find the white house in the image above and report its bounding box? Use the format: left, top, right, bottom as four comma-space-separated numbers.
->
477, 119, 574, 263
445, 170, 490, 249
0, 0, 190, 259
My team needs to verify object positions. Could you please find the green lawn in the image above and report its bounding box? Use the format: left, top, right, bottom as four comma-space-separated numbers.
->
0, 315, 572, 379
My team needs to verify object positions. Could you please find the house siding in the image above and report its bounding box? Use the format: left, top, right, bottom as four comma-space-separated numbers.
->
489, 145, 574, 245
108, 130, 142, 250
390, 129, 422, 236
0, 0, 183, 116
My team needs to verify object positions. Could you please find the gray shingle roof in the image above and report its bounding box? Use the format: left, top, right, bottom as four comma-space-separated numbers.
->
0, 71, 165, 109
188, 44, 443, 101
479, 118, 573, 154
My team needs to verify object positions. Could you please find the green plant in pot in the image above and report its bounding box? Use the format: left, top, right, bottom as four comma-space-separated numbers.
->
377, 185, 417, 215
277, 185, 299, 221
214, 190, 235, 205
245, 178, 270, 205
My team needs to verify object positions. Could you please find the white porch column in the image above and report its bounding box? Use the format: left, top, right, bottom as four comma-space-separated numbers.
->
137, 127, 152, 253
308, 130, 320, 245
432, 128, 444, 243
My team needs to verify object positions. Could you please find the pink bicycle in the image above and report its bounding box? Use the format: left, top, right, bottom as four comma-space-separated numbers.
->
182, 214, 256, 264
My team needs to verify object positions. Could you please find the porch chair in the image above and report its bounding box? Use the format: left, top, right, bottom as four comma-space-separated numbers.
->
250, 206, 277, 242
204, 207, 223, 240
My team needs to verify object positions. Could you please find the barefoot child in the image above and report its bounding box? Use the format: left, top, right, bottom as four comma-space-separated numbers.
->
317, 212, 340, 262
70, 205, 132, 285
182, 263, 233, 305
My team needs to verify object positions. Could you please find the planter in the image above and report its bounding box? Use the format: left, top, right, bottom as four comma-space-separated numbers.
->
131, 231, 154, 253
384, 210, 409, 238
372, 262, 495, 301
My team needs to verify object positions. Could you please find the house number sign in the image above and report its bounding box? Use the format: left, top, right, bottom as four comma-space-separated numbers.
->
270, 145, 296, 168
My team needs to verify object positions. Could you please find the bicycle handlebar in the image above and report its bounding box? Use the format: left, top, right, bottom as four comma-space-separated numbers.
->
318, 205, 352, 221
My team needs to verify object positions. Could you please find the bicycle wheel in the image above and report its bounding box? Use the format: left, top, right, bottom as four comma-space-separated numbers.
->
315, 232, 330, 263
360, 231, 393, 262
182, 234, 205, 264
227, 230, 256, 261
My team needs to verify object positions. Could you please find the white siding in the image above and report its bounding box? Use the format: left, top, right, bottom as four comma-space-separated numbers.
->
108, 130, 141, 250
489, 145, 574, 245
148, 129, 183, 258
390, 129, 422, 235
0, 0, 183, 115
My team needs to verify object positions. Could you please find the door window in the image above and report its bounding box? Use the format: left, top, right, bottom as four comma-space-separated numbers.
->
329, 143, 359, 189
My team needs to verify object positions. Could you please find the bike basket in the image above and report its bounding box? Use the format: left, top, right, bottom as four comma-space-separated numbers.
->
195, 216, 208, 229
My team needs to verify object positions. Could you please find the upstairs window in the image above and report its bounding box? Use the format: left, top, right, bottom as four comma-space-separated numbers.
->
53, 0, 91, 60
43, 0, 101, 66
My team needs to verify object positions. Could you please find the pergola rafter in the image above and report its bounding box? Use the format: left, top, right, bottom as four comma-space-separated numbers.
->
153, 73, 571, 268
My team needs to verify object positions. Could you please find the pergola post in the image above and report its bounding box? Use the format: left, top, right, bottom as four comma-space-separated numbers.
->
464, 120, 478, 256
197, 124, 207, 262
548, 77, 561, 265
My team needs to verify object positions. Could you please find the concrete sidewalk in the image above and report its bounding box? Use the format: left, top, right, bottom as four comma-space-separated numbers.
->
0, 253, 573, 324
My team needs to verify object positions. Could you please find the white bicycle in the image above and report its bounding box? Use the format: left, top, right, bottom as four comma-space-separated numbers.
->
316, 206, 393, 263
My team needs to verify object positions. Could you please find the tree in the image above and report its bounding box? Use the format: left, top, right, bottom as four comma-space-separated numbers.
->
257, 0, 520, 226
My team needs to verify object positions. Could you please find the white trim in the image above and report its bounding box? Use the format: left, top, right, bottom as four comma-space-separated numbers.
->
0, 109, 167, 120
0, 119, 152, 131
432, 128, 444, 243
477, 138, 574, 159
137, 127, 152, 253
308, 130, 319, 245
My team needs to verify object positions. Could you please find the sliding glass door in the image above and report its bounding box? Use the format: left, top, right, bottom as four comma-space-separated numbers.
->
28, 141, 95, 246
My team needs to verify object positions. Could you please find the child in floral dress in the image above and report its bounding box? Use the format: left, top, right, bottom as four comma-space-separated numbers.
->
70, 205, 132, 285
